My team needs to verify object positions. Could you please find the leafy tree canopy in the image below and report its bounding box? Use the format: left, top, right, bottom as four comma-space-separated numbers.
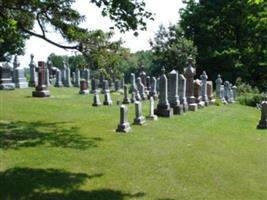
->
0, 0, 153, 61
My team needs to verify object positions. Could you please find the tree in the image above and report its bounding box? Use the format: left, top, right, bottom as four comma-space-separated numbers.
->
0, 0, 153, 61
180, 0, 267, 90
150, 24, 197, 75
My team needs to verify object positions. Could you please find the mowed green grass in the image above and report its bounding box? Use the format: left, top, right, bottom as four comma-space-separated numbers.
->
0, 87, 266, 200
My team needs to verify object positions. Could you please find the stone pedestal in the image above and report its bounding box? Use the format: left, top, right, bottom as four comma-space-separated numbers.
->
116, 105, 131, 133
79, 80, 89, 94
14, 68, 28, 88
32, 61, 50, 97
133, 101, 146, 125
0, 62, 15, 90
215, 74, 223, 98
207, 81, 216, 104
122, 85, 130, 104
146, 97, 158, 121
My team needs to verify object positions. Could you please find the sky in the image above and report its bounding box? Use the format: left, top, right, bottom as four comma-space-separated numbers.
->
19, 0, 184, 68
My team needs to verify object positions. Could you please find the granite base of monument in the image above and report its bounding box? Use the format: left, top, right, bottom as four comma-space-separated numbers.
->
0, 83, 15, 90
79, 90, 89, 95
198, 101, 205, 108
171, 104, 184, 115
146, 115, 158, 121
16, 82, 28, 89
134, 116, 146, 125
154, 105, 173, 117
189, 103, 198, 111
32, 90, 50, 97
116, 122, 131, 133
257, 120, 267, 129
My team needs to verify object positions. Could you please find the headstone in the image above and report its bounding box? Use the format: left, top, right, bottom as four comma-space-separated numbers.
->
136, 77, 147, 100
14, 68, 28, 88
79, 80, 89, 94
61, 61, 67, 84
129, 73, 137, 93
92, 92, 102, 106
178, 74, 188, 112
194, 79, 204, 108
215, 74, 223, 98
90, 78, 99, 94
232, 85, 237, 100
115, 80, 120, 91
32, 61, 50, 97
139, 66, 147, 90
228, 84, 235, 103
102, 80, 109, 94
207, 81, 216, 104
200, 71, 209, 106
0, 62, 15, 90
168, 70, 183, 114
45, 68, 50, 87
54, 69, 63, 87
103, 90, 112, 106
12, 55, 19, 82
29, 54, 38, 87
184, 57, 197, 111
224, 81, 230, 103
74, 69, 80, 87
72, 72, 76, 84
116, 105, 131, 133
155, 67, 173, 117
146, 97, 158, 120
64, 67, 72, 87
149, 77, 158, 100
133, 101, 146, 125
257, 98, 267, 129
122, 85, 130, 104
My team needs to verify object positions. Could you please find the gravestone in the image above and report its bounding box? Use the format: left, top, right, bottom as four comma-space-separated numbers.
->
136, 77, 147, 100
155, 67, 173, 117
102, 80, 109, 94
99, 72, 104, 88
61, 61, 67, 84
122, 85, 131, 104
116, 105, 131, 133
103, 89, 112, 106
72, 72, 76, 84
90, 78, 99, 94
0, 62, 15, 90
14, 68, 28, 88
200, 71, 209, 106
74, 69, 80, 87
121, 73, 125, 88
184, 57, 197, 111
135, 88, 142, 101
232, 85, 237, 100
54, 69, 63, 87
178, 74, 188, 112
257, 97, 267, 129
131, 91, 137, 103
32, 61, 50, 97
115, 80, 120, 91
129, 73, 137, 93
139, 66, 147, 90
79, 80, 89, 94
207, 81, 216, 104
12, 55, 19, 82
29, 54, 38, 87
194, 79, 204, 108
146, 97, 158, 121
224, 81, 230, 103
45, 68, 50, 87
168, 70, 183, 114
215, 74, 223, 98
149, 77, 158, 100
92, 92, 102, 106
228, 84, 235, 103
220, 85, 227, 103
133, 101, 146, 125
64, 67, 72, 87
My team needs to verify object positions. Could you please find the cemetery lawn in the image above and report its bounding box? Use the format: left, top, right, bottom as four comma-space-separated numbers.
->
0, 87, 267, 200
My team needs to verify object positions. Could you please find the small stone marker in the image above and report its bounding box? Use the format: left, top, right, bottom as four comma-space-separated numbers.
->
257, 97, 267, 129
79, 80, 89, 94
92, 92, 102, 106
116, 105, 131, 133
133, 101, 146, 125
122, 85, 131, 104
32, 61, 50, 97
146, 97, 158, 121
215, 74, 223, 98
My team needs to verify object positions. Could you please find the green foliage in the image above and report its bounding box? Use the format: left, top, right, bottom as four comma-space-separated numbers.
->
238, 93, 265, 107
180, 0, 267, 90
150, 24, 197, 75
0, 0, 153, 61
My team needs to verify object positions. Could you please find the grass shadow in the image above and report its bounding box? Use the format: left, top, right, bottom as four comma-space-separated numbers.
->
0, 167, 145, 200
0, 121, 102, 150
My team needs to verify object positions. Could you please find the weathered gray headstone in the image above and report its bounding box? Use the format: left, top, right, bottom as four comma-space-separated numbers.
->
207, 81, 216, 104
178, 74, 188, 112
72, 72, 76, 84
194, 79, 204, 108
90, 78, 99, 94
116, 105, 131, 133
64, 67, 72, 87
133, 101, 146, 125
129, 73, 137, 93
14, 68, 28, 88
146, 97, 158, 121
92, 92, 102, 106
149, 77, 158, 100
184, 57, 197, 111
45, 68, 50, 87
0, 62, 15, 90
139, 66, 147, 90
79, 80, 89, 94
54, 69, 63, 87
74, 69, 80, 87
232, 85, 237, 100
224, 81, 230, 102
32, 61, 50, 97
155, 67, 173, 117
136, 77, 147, 100
29, 54, 38, 87
61, 61, 67, 84
200, 71, 209, 106
215, 74, 223, 98
122, 85, 131, 104
168, 70, 183, 114
257, 98, 267, 129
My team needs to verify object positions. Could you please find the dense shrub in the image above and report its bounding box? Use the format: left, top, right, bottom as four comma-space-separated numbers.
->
238, 93, 265, 107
